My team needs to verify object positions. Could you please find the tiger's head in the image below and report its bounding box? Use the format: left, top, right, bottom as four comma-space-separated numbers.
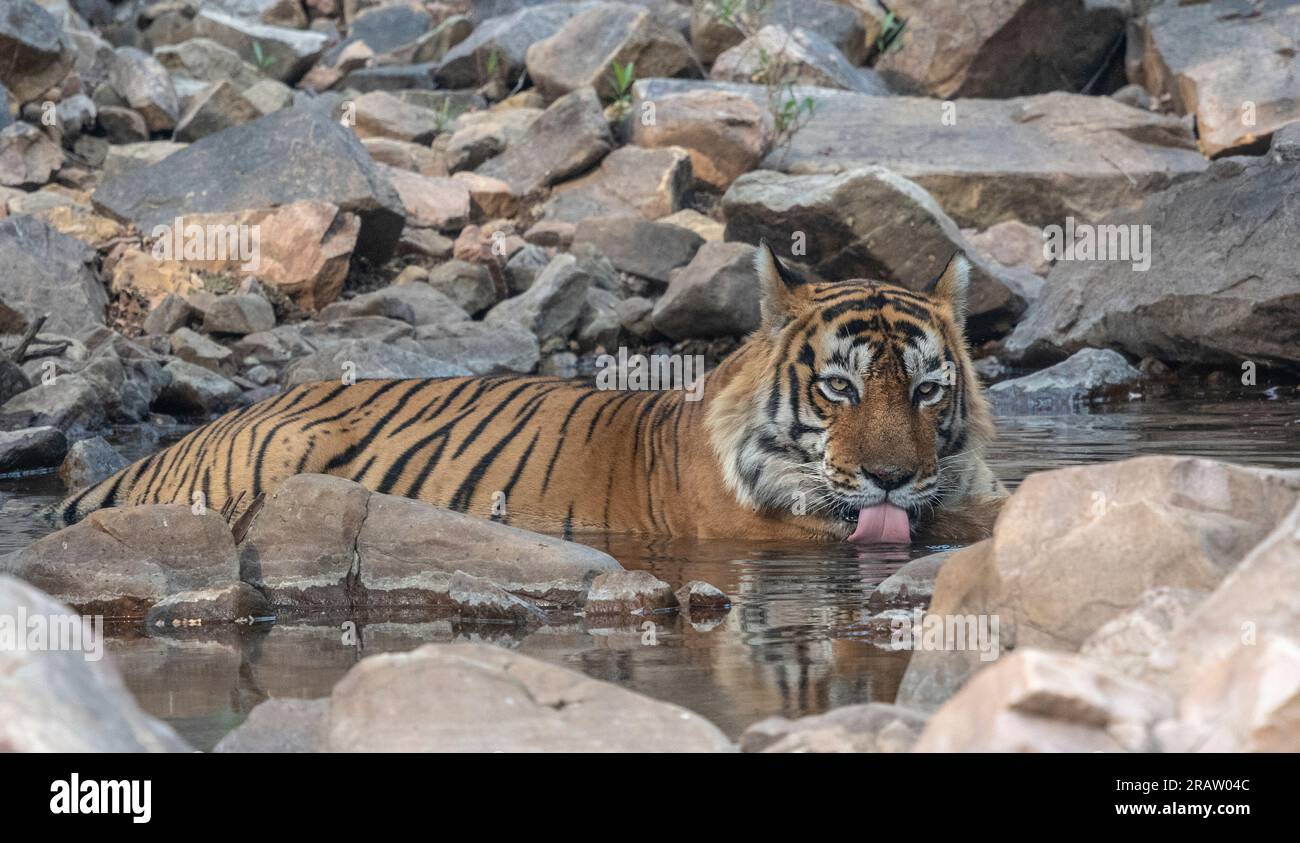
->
706, 242, 996, 544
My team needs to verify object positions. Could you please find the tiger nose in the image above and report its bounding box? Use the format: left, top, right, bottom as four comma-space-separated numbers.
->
863, 466, 914, 491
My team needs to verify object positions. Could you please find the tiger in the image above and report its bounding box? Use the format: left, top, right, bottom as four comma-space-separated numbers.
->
58, 243, 1006, 544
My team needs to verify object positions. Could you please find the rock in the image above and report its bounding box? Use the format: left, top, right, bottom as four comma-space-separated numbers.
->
914, 649, 1173, 753
0, 376, 106, 436
435, 3, 598, 88
1130, 0, 1300, 157
722, 167, 1021, 339
318, 283, 469, 328
241, 474, 623, 609
57, 435, 127, 489
584, 570, 677, 616
414, 320, 541, 375
635, 79, 1207, 229
0, 122, 64, 186
173, 80, 260, 142
145, 582, 271, 629
526, 2, 698, 101
96, 105, 148, 143
364, 137, 445, 177
154, 37, 265, 93
30, 204, 123, 250
1, 505, 240, 618
674, 580, 730, 612
0, 575, 190, 751
650, 241, 759, 339
192, 10, 329, 84
442, 106, 541, 172
325, 642, 731, 751
169, 327, 234, 373
741, 702, 927, 753
895, 456, 1300, 712
873, 550, 952, 603
713, 25, 889, 94
350, 91, 442, 145
93, 107, 405, 263
447, 570, 546, 622
0, 0, 75, 103
476, 87, 613, 198
378, 165, 471, 231
106, 47, 179, 132
875, 0, 1127, 98
0, 359, 30, 405
485, 253, 593, 343
987, 348, 1140, 412
157, 359, 242, 415
426, 260, 496, 315
1080, 587, 1207, 682
327, 2, 431, 65
109, 247, 202, 308
963, 220, 1049, 276
689, 0, 866, 65
0, 215, 106, 336
576, 287, 621, 350
1006, 153, 1300, 368
191, 292, 276, 336
0, 426, 68, 474
506, 242, 555, 291
573, 216, 702, 288
659, 208, 724, 241
630, 84, 771, 190
100, 139, 186, 181
241, 78, 294, 116
542, 145, 692, 223
205, 0, 307, 28
452, 171, 520, 220
283, 340, 470, 385
213, 698, 328, 753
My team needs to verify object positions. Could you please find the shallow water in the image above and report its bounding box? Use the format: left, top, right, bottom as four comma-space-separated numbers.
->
3, 385, 1299, 750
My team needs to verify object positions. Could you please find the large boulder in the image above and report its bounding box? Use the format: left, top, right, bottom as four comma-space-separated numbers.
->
635, 79, 1207, 228
283, 340, 470, 385
896, 456, 1300, 712
1129, 0, 1300, 157
325, 642, 732, 751
0, 575, 190, 751
573, 216, 703, 288
1005, 155, 1300, 367
651, 241, 760, 339
238, 474, 623, 610
526, 2, 698, 101
92, 107, 406, 263
722, 167, 1022, 340
629, 84, 771, 189
874, 0, 1130, 98
0, 506, 241, 619
0, 215, 107, 336
475, 87, 613, 197
0, 0, 75, 103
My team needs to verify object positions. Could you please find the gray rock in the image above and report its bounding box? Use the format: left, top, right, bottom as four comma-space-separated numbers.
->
57, 435, 127, 489
213, 698, 328, 753
576, 287, 621, 350
485, 253, 593, 343
0, 375, 105, 436
873, 550, 952, 603
414, 320, 540, 375
722, 167, 1022, 341
584, 570, 678, 616
689, 0, 866, 65
327, 2, 432, 65
741, 702, 927, 753
435, 2, 598, 88
2, 505, 241, 618
1006, 155, 1300, 367
92, 107, 406, 263
168, 326, 233, 372
0, 0, 75, 103
651, 241, 760, 340
0, 425, 68, 474
425, 261, 497, 316
173, 80, 261, 142
0, 215, 106, 336
157, 359, 242, 415
476, 86, 613, 197
504, 243, 551, 294
192, 292, 276, 336
96, 105, 148, 143
283, 340, 470, 385
143, 293, 197, 336
154, 37, 266, 92
573, 216, 702, 287
145, 582, 271, 629
713, 25, 889, 94
0, 574, 191, 751
192, 10, 329, 84
318, 284, 469, 328
0, 121, 64, 186
988, 348, 1141, 412
107, 47, 179, 132
542, 145, 692, 224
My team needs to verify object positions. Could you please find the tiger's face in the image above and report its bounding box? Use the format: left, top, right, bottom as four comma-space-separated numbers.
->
708, 243, 992, 544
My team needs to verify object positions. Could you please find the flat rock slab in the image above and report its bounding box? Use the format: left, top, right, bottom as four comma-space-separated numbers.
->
92, 106, 406, 262
633, 79, 1208, 228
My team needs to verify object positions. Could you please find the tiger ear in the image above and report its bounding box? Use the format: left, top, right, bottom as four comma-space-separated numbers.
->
925, 251, 970, 330
755, 239, 812, 327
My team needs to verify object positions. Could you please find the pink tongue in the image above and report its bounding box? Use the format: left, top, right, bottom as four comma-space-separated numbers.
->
847, 503, 911, 544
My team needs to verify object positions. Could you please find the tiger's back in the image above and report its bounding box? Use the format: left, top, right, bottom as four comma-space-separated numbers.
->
59, 375, 708, 536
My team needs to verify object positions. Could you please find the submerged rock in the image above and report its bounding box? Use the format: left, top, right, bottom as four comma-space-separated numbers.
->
584, 570, 678, 616
987, 348, 1141, 412
325, 642, 733, 751
58, 435, 127, 489
742, 702, 927, 753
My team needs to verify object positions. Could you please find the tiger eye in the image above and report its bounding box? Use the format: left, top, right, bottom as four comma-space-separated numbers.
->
916, 382, 937, 397
827, 377, 851, 393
